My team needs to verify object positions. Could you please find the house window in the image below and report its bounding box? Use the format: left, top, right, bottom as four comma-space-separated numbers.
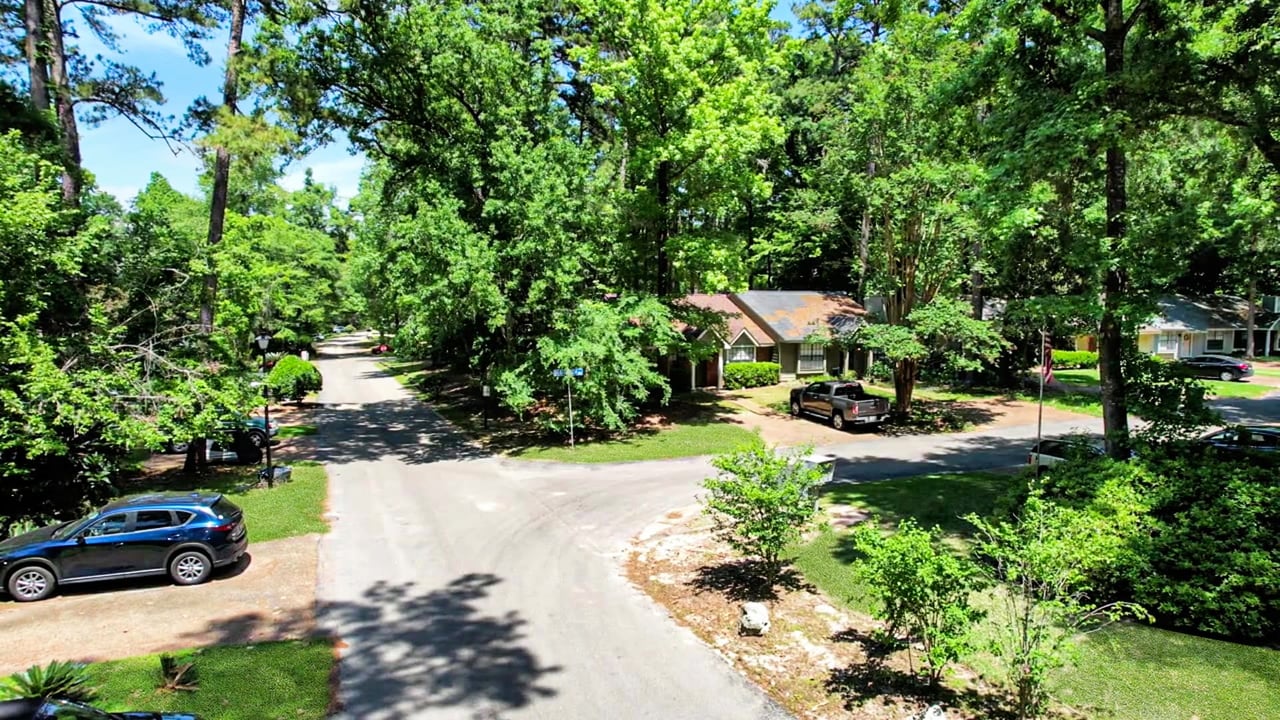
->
727, 343, 755, 363
1207, 331, 1228, 352
798, 343, 826, 373
1156, 332, 1178, 355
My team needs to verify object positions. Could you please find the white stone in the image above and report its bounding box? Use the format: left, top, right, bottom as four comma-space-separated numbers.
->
910, 706, 946, 720
739, 602, 771, 636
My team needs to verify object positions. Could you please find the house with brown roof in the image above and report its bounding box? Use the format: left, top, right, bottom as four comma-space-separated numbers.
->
672, 291, 869, 389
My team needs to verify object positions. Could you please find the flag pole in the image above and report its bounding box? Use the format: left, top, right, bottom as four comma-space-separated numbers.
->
1037, 328, 1046, 449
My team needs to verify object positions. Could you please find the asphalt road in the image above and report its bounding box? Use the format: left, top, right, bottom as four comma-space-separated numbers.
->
306, 339, 1113, 720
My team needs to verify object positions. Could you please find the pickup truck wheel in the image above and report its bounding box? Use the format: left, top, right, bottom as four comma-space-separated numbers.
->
831, 412, 846, 431
790, 400, 801, 416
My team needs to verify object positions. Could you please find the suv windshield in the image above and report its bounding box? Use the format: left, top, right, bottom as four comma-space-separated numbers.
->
49, 516, 89, 540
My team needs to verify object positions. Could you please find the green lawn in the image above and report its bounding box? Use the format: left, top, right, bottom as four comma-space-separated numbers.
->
511, 422, 760, 463
90, 640, 333, 720
1253, 367, 1280, 378
1055, 367, 1272, 399
129, 462, 329, 543
789, 472, 1280, 720
277, 424, 318, 439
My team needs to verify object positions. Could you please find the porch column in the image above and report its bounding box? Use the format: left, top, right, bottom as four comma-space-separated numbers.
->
718, 349, 725, 390
842, 348, 850, 376
689, 358, 696, 391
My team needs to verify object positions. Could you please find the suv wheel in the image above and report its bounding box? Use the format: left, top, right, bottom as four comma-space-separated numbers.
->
790, 400, 801, 416
831, 412, 846, 431
247, 429, 268, 448
169, 551, 212, 586
7, 565, 56, 602
1219, 370, 1236, 382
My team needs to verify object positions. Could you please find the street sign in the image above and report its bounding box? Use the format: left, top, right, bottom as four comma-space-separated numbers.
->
482, 385, 491, 397
552, 369, 565, 378
571, 367, 585, 377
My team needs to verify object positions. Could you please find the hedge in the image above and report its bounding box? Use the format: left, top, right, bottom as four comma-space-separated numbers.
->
267, 355, 323, 402
1051, 350, 1098, 369
724, 362, 780, 389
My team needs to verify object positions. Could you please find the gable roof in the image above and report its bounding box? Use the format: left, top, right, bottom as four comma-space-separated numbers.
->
732, 291, 867, 342
677, 293, 775, 347
1143, 294, 1277, 332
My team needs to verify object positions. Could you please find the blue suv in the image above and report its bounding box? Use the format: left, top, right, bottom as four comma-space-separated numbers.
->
0, 493, 248, 602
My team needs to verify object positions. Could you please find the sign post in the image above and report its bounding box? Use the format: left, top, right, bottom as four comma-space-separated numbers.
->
554, 368, 586, 449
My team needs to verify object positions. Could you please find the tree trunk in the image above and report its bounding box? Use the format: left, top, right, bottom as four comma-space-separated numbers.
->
44, 0, 80, 204
655, 158, 672, 296
182, 439, 208, 473
856, 152, 876, 304
200, 0, 247, 332
1098, 0, 1131, 459
894, 358, 917, 416
24, 0, 49, 111
1247, 270, 1257, 359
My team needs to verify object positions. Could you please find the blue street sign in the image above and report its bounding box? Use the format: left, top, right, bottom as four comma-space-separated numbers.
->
571, 367, 585, 377
552, 369, 566, 378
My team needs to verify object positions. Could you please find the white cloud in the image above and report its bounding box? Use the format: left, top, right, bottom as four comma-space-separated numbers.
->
100, 185, 140, 204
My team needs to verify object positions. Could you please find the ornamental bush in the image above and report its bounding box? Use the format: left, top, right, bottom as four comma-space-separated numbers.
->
723, 361, 780, 389
266, 355, 323, 402
1050, 350, 1097, 369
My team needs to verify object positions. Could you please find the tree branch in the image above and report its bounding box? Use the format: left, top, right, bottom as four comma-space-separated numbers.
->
1041, 1, 1104, 42
1124, 0, 1149, 34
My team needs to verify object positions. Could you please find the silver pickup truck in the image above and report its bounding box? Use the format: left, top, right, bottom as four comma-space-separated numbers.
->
789, 380, 891, 431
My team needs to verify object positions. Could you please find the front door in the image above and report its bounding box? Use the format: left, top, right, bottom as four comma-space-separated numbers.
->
60, 512, 134, 580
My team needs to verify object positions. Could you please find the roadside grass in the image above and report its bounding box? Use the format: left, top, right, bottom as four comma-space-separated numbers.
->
1254, 367, 1280, 378
277, 424, 318, 439
383, 360, 760, 462
1054, 367, 1272, 399
510, 422, 760, 463
789, 471, 1280, 720
125, 462, 329, 543
90, 639, 334, 720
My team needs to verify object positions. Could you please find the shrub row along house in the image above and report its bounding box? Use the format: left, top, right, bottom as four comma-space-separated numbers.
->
666, 291, 871, 390
1074, 294, 1280, 359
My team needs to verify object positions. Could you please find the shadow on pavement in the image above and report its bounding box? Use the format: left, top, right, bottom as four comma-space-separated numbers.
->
305, 397, 492, 465
187, 574, 560, 719
823, 433, 1057, 483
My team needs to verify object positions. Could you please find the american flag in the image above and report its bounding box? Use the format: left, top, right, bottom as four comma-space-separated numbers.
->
1042, 337, 1054, 384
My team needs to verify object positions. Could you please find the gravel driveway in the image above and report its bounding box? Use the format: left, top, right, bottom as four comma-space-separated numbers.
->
0, 533, 319, 674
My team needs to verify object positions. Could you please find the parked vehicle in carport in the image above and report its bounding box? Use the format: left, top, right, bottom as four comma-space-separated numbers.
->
1176, 354, 1254, 381
1196, 425, 1280, 455
0, 698, 200, 719
789, 381, 891, 430
0, 493, 247, 602
165, 416, 278, 454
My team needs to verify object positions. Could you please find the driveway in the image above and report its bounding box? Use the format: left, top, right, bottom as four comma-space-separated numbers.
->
0, 533, 319, 674
309, 339, 1115, 720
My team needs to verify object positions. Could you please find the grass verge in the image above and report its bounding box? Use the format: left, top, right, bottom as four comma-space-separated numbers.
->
511, 423, 759, 463
277, 424, 318, 439
1055, 367, 1272, 399
789, 471, 1280, 720
90, 640, 334, 720
128, 462, 329, 543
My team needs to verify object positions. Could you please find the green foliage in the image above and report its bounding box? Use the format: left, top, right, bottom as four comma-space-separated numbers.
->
701, 443, 827, 583
1050, 350, 1097, 370
723, 362, 781, 390
266, 355, 323, 402
967, 497, 1149, 719
157, 654, 199, 693
851, 519, 985, 685
1123, 350, 1219, 442
496, 296, 683, 433
1, 661, 99, 703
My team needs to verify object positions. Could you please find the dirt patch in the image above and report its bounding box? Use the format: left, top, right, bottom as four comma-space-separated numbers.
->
0, 533, 320, 673
626, 514, 1007, 719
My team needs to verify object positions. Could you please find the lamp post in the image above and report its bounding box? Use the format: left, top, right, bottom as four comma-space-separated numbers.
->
254, 332, 273, 485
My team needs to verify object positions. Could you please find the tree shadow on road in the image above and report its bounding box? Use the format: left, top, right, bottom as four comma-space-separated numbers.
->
182, 573, 561, 720
304, 397, 492, 466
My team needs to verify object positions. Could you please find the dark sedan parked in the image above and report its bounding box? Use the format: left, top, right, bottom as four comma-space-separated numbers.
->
1176, 354, 1254, 382
0, 493, 247, 603
1197, 425, 1280, 455
0, 698, 199, 720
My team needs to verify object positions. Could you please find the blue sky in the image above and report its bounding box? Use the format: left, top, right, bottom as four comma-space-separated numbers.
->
79, 3, 799, 206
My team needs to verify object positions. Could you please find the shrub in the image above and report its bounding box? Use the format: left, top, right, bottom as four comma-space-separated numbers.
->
2, 661, 99, 703
702, 443, 828, 584
1050, 350, 1097, 369
723, 362, 780, 389
158, 654, 199, 692
851, 518, 985, 685
266, 355, 323, 402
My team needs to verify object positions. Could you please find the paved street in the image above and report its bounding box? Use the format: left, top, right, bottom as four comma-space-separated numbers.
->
312, 338, 1264, 719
